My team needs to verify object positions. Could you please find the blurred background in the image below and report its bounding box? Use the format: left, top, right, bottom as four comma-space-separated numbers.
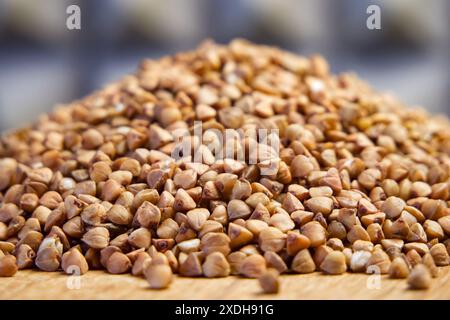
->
0, 0, 449, 130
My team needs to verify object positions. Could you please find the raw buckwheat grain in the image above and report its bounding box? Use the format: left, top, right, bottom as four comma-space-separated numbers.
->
0, 39, 448, 294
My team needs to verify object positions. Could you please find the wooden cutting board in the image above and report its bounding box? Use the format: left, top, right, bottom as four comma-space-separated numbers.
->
1, 267, 449, 299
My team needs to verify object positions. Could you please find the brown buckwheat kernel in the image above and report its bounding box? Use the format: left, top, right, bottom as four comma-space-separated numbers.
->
258, 268, 280, 294
408, 264, 432, 290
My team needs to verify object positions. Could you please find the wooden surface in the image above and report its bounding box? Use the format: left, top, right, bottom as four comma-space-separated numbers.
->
1, 267, 449, 300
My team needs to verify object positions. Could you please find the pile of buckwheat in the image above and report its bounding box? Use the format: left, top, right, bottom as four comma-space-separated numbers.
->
0, 39, 449, 293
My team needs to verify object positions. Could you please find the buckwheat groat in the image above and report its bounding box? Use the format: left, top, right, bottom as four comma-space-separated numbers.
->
0, 39, 449, 293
